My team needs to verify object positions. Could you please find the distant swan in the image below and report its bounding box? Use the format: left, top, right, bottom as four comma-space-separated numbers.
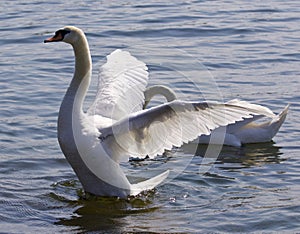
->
143, 85, 289, 147
44, 26, 277, 197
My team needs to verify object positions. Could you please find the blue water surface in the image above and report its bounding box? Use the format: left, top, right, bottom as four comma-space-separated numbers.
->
1, 0, 300, 233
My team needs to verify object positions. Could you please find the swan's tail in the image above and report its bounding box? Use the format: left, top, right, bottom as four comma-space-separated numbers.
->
269, 104, 289, 137
130, 170, 169, 196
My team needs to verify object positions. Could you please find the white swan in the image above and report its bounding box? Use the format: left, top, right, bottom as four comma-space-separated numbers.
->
143, 85, 289, 147
44, 26, 278, 197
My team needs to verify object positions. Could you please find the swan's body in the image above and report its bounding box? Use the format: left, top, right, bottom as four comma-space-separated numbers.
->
143, 85, 289, 147
45, 26, 279, 197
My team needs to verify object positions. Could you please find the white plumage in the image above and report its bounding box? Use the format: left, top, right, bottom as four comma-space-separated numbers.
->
88, 49, 149, 120
143, 85, 289, 147
44, 26, 286, 197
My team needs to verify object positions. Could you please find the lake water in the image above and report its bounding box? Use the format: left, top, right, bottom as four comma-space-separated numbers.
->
1, 0, 300, 233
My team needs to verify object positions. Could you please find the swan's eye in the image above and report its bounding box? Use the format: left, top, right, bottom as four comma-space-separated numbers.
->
51, 29, 71, 41
62, 29, 71, 36
56, 29, 71, 39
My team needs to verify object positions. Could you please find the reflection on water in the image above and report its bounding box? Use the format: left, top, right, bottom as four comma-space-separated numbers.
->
217, 142, 283, 167
182, 141, 283, 171
53, 181, 159, 232
209, 142, 282, 167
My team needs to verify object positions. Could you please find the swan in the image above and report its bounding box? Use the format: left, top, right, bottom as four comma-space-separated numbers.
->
44, 26, 278, 198
143, 85, 289, 147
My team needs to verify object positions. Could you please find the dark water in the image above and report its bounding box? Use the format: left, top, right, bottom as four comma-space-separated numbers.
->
1, 0, 300, 233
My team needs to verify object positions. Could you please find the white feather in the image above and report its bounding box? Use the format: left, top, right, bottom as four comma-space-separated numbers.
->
88, 49, 149, 120
100, 99, 276, 162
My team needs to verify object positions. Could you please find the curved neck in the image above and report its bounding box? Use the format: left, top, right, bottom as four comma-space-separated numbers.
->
65, 35, 92, 115
143, 85, 177, 108
73, 39, 92, 82
58, 32, 92, 148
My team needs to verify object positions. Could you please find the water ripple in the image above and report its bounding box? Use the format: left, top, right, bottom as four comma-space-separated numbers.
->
0, 0, 299, 233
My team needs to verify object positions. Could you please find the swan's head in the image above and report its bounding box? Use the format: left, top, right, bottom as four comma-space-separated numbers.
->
44, 26, 84, 45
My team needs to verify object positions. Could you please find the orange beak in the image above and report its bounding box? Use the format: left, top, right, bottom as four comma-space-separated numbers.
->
44, 31, 63, 43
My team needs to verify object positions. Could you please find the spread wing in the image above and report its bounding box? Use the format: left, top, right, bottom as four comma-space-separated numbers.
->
87, 49, 149, 120
99, 99, 275, 162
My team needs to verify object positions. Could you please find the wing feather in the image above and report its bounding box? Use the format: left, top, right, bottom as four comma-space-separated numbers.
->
99, 99, 275, 162
87, 49, 149, 120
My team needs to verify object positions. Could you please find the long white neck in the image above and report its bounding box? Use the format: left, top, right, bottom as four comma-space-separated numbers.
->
58, 32, 91, 147
67, 35, 92, 115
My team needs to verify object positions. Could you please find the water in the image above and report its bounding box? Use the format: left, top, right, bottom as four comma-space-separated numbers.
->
1, 0, 300, 233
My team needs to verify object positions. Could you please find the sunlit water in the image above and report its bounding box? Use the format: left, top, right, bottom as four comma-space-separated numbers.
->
1, 0, 300, 233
